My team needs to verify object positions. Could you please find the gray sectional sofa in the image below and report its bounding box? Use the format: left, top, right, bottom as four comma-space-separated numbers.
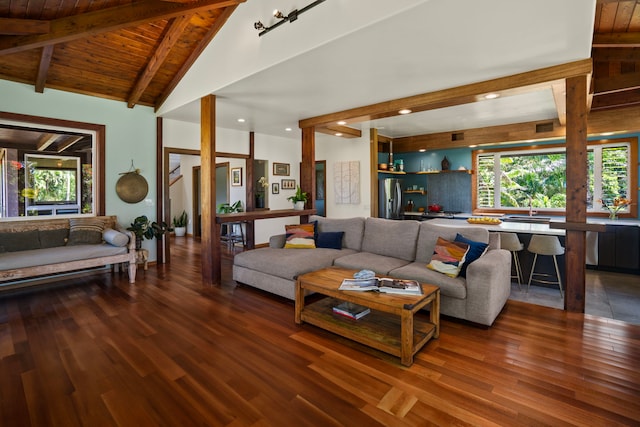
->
233, 216, 512, 326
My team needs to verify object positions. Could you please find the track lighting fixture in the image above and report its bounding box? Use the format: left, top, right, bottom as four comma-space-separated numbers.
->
253, 0, 325, 37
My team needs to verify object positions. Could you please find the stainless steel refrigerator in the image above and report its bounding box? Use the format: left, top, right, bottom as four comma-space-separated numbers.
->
379, 178, 403, 219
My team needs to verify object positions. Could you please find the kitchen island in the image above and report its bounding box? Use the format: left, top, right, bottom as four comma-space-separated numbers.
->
421, 216, 640, 284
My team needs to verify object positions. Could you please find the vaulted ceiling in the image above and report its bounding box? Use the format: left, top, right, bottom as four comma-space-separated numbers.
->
0, 0, 244, 109
0, 0, 640, 141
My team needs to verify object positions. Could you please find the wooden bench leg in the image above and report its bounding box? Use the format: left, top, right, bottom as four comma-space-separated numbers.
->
128, 262, 137, 283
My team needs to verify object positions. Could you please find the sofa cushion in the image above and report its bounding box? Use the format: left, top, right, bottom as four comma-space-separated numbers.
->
427, 237, 470, 278
390, 262, 467, 300
103, 228, 129, 247
333, 252, 411, 276
312, 216, 365, 251
233, 247, 357, 281
316, 231, 344, 249
361, 217, 420, 262
455, 233, 489, 278
284, 223, 316, 249
0, 244, 128, 270
0, 230, 41, 252
68, 218, 105, 245
39, 229, 69, 248
416, 222, 489, 264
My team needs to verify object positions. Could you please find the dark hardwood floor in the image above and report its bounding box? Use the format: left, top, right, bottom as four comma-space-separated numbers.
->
1, 237, 639, 426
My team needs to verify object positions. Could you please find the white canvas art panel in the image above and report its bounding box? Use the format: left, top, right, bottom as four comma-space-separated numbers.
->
334, 161, 360, 204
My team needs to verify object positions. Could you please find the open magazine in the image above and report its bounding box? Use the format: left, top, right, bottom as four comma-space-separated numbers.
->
339, 277, 423, 295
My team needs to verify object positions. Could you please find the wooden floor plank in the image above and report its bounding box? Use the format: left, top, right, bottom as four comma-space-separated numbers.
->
0, 236, 639, 426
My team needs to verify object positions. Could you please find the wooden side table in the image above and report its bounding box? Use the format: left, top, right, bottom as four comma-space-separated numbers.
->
136, 249, 149, 271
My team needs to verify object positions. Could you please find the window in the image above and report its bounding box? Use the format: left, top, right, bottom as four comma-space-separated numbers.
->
0, 112, 105, 218
474, 138, 636, 214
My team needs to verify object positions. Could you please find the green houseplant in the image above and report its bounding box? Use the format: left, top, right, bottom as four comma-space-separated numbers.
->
287, 185, 308, 210
173, 210, 188, 236
218, 200, 243, 213
127, 215, 171, 249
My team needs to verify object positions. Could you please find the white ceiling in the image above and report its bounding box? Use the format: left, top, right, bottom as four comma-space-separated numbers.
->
160, 0, 596, 141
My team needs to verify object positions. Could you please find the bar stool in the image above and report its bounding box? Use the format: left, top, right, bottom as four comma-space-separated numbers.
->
221, 222, 245, 251
500, 232, 524, 289
527, 234, 564, 298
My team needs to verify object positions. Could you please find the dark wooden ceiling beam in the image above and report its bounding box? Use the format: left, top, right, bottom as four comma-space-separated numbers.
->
592, 46, 640, 61
128, 15, 193, 108
593, 32, 640, 48
0, 18, 51, 35
155, 4, 239, 110
35, 45, 54, 93
594, 71, 640, 94
591, 88, 640, 110
0, 0, 245, 55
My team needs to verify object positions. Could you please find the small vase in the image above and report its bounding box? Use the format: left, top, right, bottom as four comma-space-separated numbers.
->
609, 211, 618, 220
255, 196, 264, 209
441, 156, 450, 170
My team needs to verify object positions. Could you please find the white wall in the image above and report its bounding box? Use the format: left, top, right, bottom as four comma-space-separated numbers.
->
316, 129, 372, 219
0, 80, 160, 259
163, 118, 373, 244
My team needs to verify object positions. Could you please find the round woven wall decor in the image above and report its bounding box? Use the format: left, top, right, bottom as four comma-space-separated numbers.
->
116, 172, 148, 203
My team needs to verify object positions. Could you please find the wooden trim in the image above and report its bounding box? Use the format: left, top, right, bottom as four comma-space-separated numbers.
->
301, 127, 315, 211
35, 45, 53, 93
0, 17, 50, 35
157, 117, 166, 264
0, 111, 106, 216
155, 4, 240, 111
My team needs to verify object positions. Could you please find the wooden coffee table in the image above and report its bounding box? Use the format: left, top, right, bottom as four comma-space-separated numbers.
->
295, 267, 440, 366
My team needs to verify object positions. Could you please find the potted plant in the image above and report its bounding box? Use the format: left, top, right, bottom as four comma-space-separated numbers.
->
127, 215, 172, 249
218, 200, 243, 213
287, 185, 308, 210
173, 210, 188, 237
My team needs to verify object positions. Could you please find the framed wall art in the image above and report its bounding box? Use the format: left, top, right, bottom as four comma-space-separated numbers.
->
273, 162, 290, 176
281, 179, 296, 190
231, 167, 242, 186
272, 183, 280, 194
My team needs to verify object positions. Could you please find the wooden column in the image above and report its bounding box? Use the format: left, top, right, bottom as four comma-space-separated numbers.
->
370, 128, 379, 218
156, 116, 166, 264
200, 95, 220, 284
245, 132, 255, 249
564, 75, 589, 312
301, 127, 315, 210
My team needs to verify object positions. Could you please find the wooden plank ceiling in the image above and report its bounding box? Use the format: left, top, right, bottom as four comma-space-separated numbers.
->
0, 0, 245, 110
0, 0, 638, 116
592, 0, 640, 111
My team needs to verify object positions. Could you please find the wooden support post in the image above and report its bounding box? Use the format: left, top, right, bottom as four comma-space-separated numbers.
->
370, 128, 379, 218
201, 95, 220, 284
301, 127, 316, 210
564, 74, 589, 313
246, 132, 255, 249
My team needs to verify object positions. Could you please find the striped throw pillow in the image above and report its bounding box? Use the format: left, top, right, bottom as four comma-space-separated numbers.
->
67, 218, 105, 245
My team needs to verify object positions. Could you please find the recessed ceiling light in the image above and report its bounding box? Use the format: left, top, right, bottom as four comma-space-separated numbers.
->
399, 109, 412, 115
237, 118, 245, 123
337, 121, 346, 125
419, 149, 426, 152
335, 133, 343, 137
285, 127, 292, 132
484, 93, 499, 100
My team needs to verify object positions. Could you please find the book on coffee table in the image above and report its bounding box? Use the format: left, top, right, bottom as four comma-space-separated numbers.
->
332, 301, 371, 320
339, 277, 423, 295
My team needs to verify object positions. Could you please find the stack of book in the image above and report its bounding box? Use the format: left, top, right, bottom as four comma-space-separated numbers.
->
332, 301, 371, 320
338, 277, 423, 295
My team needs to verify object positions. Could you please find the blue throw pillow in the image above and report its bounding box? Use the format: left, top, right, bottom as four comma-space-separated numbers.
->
316, 231, 344, 249
454, 233, 489, 277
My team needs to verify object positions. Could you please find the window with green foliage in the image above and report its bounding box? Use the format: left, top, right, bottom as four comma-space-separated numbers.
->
475, 139, 633, 213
